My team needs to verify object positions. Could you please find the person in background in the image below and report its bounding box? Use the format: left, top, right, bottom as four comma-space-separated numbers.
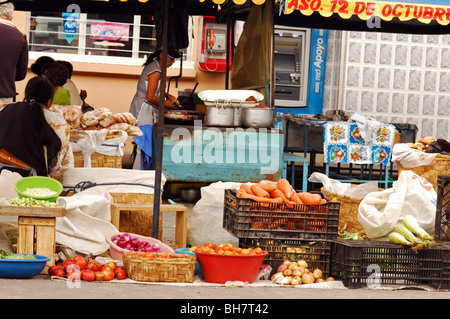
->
129, 49, 181, 170
57, 60, 83, 106
0, 1, 28, 105
0, 76, 62, 177
30, 56, 54, 76
129, 49, 181, 124
42, 62, 71, 106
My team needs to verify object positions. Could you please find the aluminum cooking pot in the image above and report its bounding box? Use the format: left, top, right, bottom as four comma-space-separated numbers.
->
205, 102, 235, 127
242, 108, 274, 128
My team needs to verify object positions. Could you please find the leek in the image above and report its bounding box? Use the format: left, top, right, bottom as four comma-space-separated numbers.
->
388, 232, 412, 246
402, 215, 433, 241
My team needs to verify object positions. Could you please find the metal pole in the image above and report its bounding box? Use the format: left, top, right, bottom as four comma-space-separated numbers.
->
152, 0, 170, 239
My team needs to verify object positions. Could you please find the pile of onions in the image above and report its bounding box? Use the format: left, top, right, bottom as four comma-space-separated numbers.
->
111, 233, 164, 253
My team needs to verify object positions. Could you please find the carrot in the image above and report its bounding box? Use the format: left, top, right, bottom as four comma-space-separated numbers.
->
251, 184, 270, 198
290, 192, 304, 204
239, 190, 283, 203
277, 179, 295, 199
240, 183, 254, 195
257, 180, 278, 192
269, 189, 290, 203
297, 192, 322, 205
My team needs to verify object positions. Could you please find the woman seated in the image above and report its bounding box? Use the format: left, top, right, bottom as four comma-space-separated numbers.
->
0, 76, 62, 177
43, 62, 71, 106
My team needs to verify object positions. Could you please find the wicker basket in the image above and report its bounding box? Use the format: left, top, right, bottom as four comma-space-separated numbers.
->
321, 186, 366, 235
71, 130, 124, 168
123, 252, 196, 283
110, 193, 163, 240
397, 153, 450, 193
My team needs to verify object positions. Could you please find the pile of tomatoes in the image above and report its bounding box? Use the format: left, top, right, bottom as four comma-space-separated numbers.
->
191, 242, 266, 256
48, 255, 127, 282
125, 252, 172, 259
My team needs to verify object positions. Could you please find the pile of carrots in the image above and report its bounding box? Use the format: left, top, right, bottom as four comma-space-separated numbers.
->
237, 179, 328, 205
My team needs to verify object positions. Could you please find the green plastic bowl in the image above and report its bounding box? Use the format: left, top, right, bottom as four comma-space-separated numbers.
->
14, 176, 63, 202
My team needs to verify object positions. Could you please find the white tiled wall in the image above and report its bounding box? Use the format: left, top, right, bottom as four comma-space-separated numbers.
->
323, 30, 450, 141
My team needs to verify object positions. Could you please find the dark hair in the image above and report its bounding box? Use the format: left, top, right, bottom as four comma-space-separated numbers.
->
43, 62, 69, 87
24, 76, 55, 145
30, 56, 55, 76
144, 50, 161, 66
57, 60, 73, 78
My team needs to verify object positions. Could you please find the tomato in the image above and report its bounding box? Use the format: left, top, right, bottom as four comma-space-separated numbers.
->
81, 269, 95, 282
67, 269, 81, 281
63, 259, 77, 272
194, 246, 203, 253
102, 268, 115, 281
204, 242, 216, 250
105, 261, 117, 271
48, 265, 63, 276
87, 259, 103, 272
234, 247, 242, 254
201, 246, 211, 254
222, 244, 233, 251
52, 267, 66, 278
115, 269, 127, 280
240, 249, 250, 255
73, 256, 87, 270
216, 249, 225, 255
254, 247, 263, 255
144, 252, 156, 258
223, 250, 233, 255
94, 271, 105, 281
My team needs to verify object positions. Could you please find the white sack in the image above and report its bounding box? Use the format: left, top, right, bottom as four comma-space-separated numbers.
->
187, 181, 241, 247
0, 170, 24, 229
55, 188, 118, 256
391, 143, 437, 168
358, 170, 436, 240
62, 167, 165, 194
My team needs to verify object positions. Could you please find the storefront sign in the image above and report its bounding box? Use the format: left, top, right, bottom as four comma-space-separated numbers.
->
285, 0, 450, 25
90, 22, 130, 41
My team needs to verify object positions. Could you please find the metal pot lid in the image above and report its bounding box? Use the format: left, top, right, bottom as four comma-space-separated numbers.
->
198, 90, 264, 108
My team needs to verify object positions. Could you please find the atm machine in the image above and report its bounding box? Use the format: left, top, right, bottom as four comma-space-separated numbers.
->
274, 26, 329, 118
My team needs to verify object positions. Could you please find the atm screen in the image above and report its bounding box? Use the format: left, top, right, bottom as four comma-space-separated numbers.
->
274, 53, 296, 71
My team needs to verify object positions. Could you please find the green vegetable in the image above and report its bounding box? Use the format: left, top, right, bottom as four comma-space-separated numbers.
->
338, 224, 365, 240
402, 215, 433, 241
388, 232, 412, 246
394, 224, 422, 245
0, 251, 36, 260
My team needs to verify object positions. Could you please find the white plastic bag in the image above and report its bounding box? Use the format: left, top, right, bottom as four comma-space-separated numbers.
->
187, 181, 241, 247
358, 170, 436, 240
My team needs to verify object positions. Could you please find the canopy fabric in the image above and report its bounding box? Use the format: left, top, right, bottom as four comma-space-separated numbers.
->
284, 0, 450, 26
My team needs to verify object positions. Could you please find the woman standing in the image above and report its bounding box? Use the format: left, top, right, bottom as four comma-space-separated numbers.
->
129, 49, 181, 170
129, 49, 181, 125
0, 76, 62, 177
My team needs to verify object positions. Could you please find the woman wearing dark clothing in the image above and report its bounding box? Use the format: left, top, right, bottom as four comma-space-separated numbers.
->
0, 76, 62, 177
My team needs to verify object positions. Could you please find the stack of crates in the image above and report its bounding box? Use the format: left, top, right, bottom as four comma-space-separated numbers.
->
330, 174, 450, 289
223, 189, 340, 276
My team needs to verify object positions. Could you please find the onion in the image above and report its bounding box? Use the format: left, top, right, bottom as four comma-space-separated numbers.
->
151, 243, 160, 251
125, 243, 133, 251
121, 233, 131, 242
116, 239, 128, 248
130, 237, 140, 247
112, 235, 121, 242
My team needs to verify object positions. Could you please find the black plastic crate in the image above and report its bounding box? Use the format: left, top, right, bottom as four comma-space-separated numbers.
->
435, 175, 450, 241
223, 189, 340, 241
239, 238, 332, 277
330, 239, 450, 289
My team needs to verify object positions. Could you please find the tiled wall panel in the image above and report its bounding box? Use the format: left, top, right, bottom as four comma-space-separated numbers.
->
323, 31, 450, 141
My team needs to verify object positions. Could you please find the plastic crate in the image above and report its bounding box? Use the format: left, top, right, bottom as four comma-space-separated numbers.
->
223, 189, 340, 241
391, 123, 418, 144
435, 175, 450, 241
239, 238, 332, 277
330, 239, 450, 289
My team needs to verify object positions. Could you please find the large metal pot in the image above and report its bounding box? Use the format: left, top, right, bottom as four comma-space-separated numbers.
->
205, 103, 234, 127
242, 108, 274, 128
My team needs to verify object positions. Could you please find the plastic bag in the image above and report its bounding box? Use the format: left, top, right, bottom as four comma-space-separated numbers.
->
358, 170, 436, 240
308, 172, 378, 199
187, 182, 241, 247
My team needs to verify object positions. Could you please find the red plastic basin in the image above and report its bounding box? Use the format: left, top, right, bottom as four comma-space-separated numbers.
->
195, 251, 268, 284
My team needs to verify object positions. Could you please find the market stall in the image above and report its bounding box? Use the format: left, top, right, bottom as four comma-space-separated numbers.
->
1, 0, 449, 290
